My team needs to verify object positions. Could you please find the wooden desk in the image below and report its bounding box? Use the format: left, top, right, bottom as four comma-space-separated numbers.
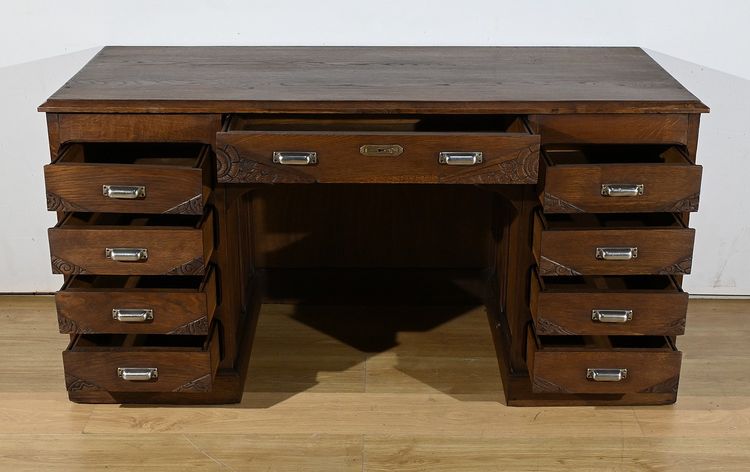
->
40, 47, 707, 406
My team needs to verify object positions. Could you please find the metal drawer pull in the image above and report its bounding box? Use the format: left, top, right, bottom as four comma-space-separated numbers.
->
587, 368, 628, 382
105, 248, 148, 262
102, 185, 146, 199
112, 308, 154, 323
438, 151, 483, 166
596, 247, 638, 261
117, 367, 158, 381
272, 151, 317, 165
602, 184, 643, 197
601, 184, 644, 197
592, 309, 633, 323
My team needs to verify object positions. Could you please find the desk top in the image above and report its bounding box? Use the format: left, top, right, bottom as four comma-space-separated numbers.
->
40, 46, 707, 114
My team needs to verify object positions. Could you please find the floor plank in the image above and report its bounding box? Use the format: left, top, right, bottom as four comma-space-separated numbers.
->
0, 295, 748, 470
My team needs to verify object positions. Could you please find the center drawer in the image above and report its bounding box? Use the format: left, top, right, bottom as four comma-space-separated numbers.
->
215, 114, 540, 184
56, 266, 218, 335
526, 328, 682, 394
533, 212, 695, 276
44, 143, 211, 215
63, 325, 220, 393
540, 144, 702, 213
530, 269, 688, 336
48, 211, 214, 276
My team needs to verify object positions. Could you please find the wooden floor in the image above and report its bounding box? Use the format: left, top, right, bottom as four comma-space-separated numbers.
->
0, 296, 749, 471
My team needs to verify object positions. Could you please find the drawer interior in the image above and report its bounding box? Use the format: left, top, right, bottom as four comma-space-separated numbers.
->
536, 334, 675, 352
56, 143, 206, 167
70, 333, 207, 351
542, 212, 685, 230
543, 144, 690, 165
59, 212, 202, 228
539, 273, 680, 292
64, 273, 206, 291
226, 114, 530, 133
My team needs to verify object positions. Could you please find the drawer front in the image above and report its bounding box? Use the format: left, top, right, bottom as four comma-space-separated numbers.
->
62, 329, 220, 393
530, 273, 688, 336
48, 213, 214, 276
526, 330, 682, 394
44, 145, 211, 215
533, 214, 695, 276
215, 131, 540, 184
542, 162, 702, 214
56, 268, 218, 335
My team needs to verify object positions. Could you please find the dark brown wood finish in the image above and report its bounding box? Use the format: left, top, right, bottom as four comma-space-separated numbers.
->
39, 46, 707, 407
526, 329, 682, 395
533, 212, 696, 276
39, 47, 706, 114
530, 114, 691, 144
45, 143, 211, 214
540, 145, 702, 213
52, 113, 221, 144
48, 212, 214, 276
56, 267, 218, 335
530, 271, 688, 336
63, 326, 220, 393
216, 116, 539, 184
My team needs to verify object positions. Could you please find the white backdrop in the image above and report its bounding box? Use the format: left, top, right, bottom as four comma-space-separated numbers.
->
0, 1, 748, 295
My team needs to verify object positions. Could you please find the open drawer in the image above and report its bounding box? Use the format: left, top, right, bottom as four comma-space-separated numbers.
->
540, 144, 702, 213
526, 327, 682, 394
56, 265, 218, 335
533, 211, 695, 276
530, 269, 688, 336
63, 324, 220, 393
215, 114, 540, 184
44, 143, 211, 215
48, 211, 214, 276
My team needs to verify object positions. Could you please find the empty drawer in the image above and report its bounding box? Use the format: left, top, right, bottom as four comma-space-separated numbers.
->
48, 211, 214, 276
215, 114, 540, 184
45, 143, 211, 214
533, 212, 695, 276
526, 327, 682, 394
540, 144, 702, 213
63, 325, 220, 393
56, 265, 218, 335
530, 269, 688, 336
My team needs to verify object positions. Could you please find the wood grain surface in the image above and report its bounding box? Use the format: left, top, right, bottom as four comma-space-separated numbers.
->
55, 267, 217, 335
530, 271, 688, 335
48, 212, 214, 276
540, 145, 702, 213
0, 296, 748, 471
39, 47, 708, 114
216, 131, 539, 184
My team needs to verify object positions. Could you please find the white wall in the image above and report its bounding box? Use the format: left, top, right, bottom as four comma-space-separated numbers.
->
1, 1, 748, 294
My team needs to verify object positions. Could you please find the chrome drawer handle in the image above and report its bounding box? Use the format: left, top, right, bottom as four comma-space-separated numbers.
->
596, 247, 638, 261
117, 367, 158, 381
112, 308, 154, 323
272, 151, 317, 165
592, 309, 633, 323
103, 185, 146, 199
601, 184, 644, 197
438, 152, 483, 166
587, 368, 628, 382
105, 248, 148, 262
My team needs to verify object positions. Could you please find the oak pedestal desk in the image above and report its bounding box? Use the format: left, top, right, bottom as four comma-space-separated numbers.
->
40, 47, 707, 406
